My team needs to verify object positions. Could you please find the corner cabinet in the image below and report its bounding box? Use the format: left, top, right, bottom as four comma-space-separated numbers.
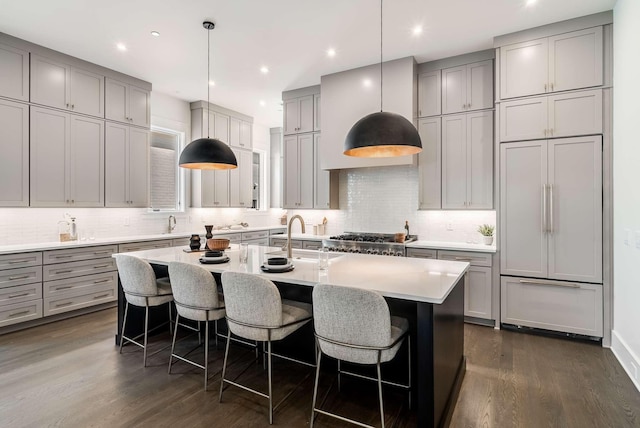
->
105, 122, 149, 207
442, 111, 493, 209
0, 99, 29, 206
500, 27, 603, 99
283, 95, 314, 135
283, 133, 314, 208
0, 42, 29, 101
105, 78, 150, 128
418, 117, 441, 209
30, 106, 105, 207
442, 60, 493, 115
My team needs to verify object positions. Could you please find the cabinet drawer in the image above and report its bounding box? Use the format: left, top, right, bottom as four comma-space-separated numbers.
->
0, 300, 43, 328
172, 238, 191, 247
501, 276, 603, 337
118, 240, 172, 253
243, 237, 270, 246
406, 248, 437, 259
270, 228, 287, 235
0, 283, 42, 306
241, 230, 269, 241
465, 266, 492, 320
43, 245, 118, 265
44, 271, 118, 298
43, 257, 116, 281
437, 250, 492, 267
270, 238, 302, 249
0, 266, 43, 289
302, 240, 323, 250
211, 233, 241, 244
44, 283, 117, 317
0, 252, 42, 270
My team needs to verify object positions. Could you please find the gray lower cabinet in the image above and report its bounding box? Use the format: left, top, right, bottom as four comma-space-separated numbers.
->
118, 240, 172, 253
501, 276, 603, 337
0, 252, 43, 328
270, 237, 302, 250
105, 122, 149, 207
302, 240, 323, 250
406, 248, 437, 259
0, 99, 29, 206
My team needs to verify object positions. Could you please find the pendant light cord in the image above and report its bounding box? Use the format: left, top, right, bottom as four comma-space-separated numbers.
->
380, 0, 383, 113
207, 25, 211, 138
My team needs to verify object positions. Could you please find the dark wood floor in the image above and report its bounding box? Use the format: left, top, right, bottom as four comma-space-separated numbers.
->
1, 308, 639, 428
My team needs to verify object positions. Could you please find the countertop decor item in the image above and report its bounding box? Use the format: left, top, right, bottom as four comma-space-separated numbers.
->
477, 224, 495, 245
189, 234, 201, 251
206, 238, 230, 251
343, 0, 422, 158
204, 225, 214, 249
178, 21, 237, 170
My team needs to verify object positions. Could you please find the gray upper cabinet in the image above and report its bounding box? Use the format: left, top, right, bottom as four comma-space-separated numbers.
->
500, 136, 602, 283
442, 60, 493, 115
229, 148, 253, 208
198, 170, 229, 207
313, 133, 330, 209
31, 54, 104, 118
105, 78, 150, 128
314, 94, 321, 131
283, 134, 314, 208
418, 117, 441, 209
230, 117, 252, 148
105, 122, 149, 207
442, 111, 493, 209
229, 117, 241, 147
500, 27, 603, 99
284, 95, 314, 135
240, 120, 252, 148
417, 70, 441, 117
0, 42, 29, 101
0, 99, 29, 206
30, 106, 104, 207
500, 89, 602, 142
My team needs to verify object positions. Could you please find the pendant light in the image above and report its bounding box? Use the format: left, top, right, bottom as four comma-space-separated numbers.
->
343, 0, 422, 158
179, 21, 237, 170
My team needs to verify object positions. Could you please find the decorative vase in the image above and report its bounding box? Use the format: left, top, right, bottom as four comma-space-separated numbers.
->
189, 234, 201, 251
483, 235, 494, 245
204, 225, 214, 250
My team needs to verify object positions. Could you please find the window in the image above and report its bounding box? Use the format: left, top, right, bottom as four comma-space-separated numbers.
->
149, 126, 184, 212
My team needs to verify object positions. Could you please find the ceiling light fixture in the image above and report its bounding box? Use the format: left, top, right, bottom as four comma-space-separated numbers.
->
178, 21, 237, 170
526, 0, 537, 6
259, 100, 266, 107
327, 48, 336, 57
260, 66, 269, 74
209, 80, 215, 86
344, 0, 422, 158
116, 43, 127, 51
151, 31, 160, 37
412, 25, 423, 36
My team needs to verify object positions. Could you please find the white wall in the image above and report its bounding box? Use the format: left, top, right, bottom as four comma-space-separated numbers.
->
612, 0, 640, 391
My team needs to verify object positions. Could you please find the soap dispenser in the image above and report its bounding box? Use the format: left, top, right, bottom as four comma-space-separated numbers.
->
69, 217, 78, 241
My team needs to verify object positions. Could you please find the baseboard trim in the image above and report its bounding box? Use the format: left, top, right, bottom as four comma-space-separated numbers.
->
611, 330, 640, 393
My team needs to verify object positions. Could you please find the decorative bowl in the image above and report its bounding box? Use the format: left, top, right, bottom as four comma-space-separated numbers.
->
207, 238, 230, 251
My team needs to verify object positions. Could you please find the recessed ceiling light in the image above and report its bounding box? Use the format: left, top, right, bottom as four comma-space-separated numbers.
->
260, 66, 269, 74
412, 25, 423, 36
151, 31, 160, 37
116, 43, 127, 51
362, 78, 372, 88
259, 100, 266, 107
526, 0, 537, 6
327, 48, 336, 57
209, 80, 215, 86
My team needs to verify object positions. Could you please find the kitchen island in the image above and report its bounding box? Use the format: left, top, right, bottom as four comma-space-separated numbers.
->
115, 245, 469, 428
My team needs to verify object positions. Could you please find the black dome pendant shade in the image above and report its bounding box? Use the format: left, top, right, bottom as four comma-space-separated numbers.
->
178, 137, 238, 169
344, 111, 422, 157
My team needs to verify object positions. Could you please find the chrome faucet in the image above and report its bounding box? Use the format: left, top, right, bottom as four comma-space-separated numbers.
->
287, 215, 306, 258
168, 215, 176, 234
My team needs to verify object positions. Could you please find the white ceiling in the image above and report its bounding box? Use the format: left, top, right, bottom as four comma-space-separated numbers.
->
0, 0, 615, 127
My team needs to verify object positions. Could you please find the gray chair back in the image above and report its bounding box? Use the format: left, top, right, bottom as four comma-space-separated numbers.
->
221, 271, 282, 332
168, 262, 222, 315
115, 255, 160, 305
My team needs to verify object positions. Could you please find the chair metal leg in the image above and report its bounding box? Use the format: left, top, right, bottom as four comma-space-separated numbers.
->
204, 321, 210, 390
214, 320, 219, 347
143, 305, 149, 367
119, 301, 129, 354
198, 321, 202, 345
408, 335, 412, 410
377, 353, 385, 428
219, 329, 232, 403
168, 313, 180, 374
337, 359, 341, 392
267, 339, 273, 425
168, 303, 173, 335
309, 349, 322, 428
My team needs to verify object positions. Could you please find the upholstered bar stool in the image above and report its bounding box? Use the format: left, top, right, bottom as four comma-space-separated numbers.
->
167, 261, 226, 390
115, 254, 174, 367
310, 283, 411, 428
219, 271, 312, 425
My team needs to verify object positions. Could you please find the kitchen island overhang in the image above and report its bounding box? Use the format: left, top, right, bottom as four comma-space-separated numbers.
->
113, 245, 469, 428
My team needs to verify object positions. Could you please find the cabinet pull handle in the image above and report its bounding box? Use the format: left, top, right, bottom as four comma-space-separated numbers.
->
56, 270, 72, 274
548, 185, 554, 235
9, 292, 30, 298
549, 128, 553, 136
93, 264, 110, 269
71, 104, 75, 109
55, 302, 73, 308
66, 103, 69, 108
93, 294, 110, 300
544, 129, 548, 136
550, 83, 554, 91
9, 275, 30, 280
56, 286, 72, 290
542, 184, 548, 233
56, 255, 72, 258
9, 310, 30, 318
519, 279, 580, 288
8, 260, 31, 264
544, 84, 547, 92
94, 251, 109, 255
93, 279, 110, 284
454, 257, 473, 261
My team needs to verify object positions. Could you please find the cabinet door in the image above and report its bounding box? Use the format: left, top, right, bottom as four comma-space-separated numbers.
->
548, 90, 602, 138
500, 141, 547, 278
313, 133, 330, 209
0, 43, 29, 101
418, 117, 441, 209
69, 115, 104, 207
283, 99, 299, 135
314, 94, 321, 131
467, 60, 493, 111
500, 38, 548, 99
105, 123, 129, 207
200, 170, 216, 207
499, 96, 548, 142
298, 95, 314, 134
213, 170, 229, 207
128, 128, 149, 207
442, 65, 466, 115
31, 55, 68, 110
548, 136, 602, 283
229, 117, 241, 147
128, 85, 150, 127
69, 67, 104, 117
418, 70, 441, 117
0, 100, 29, 206
229, 149, 252, 207
441, 114, 467, 209
548, 27, 603, 93
240, 121, 252, 148
105, 79, 128, 123
283, 135, 299, 208
467, 111, 493, 209
298, 133, 315, 208
214, 112, 230, 143
30, 107, 68, 207
465, 266, 492, 319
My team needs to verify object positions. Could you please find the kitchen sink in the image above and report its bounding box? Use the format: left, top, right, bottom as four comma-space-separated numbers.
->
266, 249, 342, 261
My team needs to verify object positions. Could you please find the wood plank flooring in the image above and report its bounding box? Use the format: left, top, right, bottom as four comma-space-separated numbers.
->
0, 308, 638, 427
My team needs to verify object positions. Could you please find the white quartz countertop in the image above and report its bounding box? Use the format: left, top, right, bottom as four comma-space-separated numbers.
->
406, 240, 497, 253
118, 245, 469, 304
